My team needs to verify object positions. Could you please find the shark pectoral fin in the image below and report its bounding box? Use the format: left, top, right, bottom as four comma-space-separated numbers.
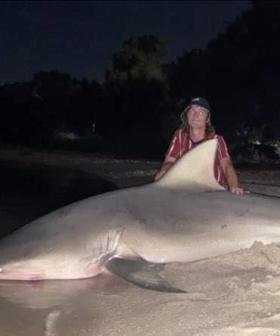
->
105, 257, 186, 293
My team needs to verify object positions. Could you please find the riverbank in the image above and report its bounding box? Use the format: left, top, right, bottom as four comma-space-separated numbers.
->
0, 147, 159, 188
0, 146, 280, 192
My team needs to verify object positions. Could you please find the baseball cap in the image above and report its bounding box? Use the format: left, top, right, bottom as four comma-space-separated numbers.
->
189, 97, 211, 111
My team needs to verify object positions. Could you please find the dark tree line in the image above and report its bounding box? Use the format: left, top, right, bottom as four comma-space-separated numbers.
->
0, 1, 279, 159
168, 0, 280, 146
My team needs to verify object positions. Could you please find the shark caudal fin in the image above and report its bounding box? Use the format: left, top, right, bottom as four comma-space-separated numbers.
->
157, 139, 225, 191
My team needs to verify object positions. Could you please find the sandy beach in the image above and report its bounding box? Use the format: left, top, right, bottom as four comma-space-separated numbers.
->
0, 146, 279, 188
0, 147, 279, 336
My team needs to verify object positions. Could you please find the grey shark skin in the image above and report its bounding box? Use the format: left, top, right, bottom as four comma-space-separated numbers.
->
0, 139, 279, 292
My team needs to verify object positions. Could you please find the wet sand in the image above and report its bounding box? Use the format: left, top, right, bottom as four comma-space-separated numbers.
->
2, 243, 280, 336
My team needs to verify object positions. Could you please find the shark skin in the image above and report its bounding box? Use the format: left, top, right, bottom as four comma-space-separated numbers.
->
0, 139, 279, 292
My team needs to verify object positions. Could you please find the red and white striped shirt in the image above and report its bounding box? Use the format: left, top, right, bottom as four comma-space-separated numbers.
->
164, 128, 230, 187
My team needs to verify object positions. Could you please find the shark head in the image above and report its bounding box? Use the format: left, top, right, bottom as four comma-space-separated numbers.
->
157, 139, 225, 191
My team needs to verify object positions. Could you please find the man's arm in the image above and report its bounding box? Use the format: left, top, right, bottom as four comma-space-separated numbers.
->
220, 157, 246, 195
154, 160, 174, 181
155, 129, 180, 181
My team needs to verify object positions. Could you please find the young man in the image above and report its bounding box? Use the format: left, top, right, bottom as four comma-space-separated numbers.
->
155, 97, 245, 195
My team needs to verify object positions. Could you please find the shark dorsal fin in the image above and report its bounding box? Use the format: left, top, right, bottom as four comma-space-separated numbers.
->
157, 139, 225, 191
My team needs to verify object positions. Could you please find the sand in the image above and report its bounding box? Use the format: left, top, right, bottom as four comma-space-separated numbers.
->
0, 148, 279, 336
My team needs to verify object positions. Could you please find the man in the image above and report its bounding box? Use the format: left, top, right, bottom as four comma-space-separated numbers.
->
155, 97, 245, 195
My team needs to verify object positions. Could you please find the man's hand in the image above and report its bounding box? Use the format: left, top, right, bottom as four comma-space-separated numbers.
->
230, 187, 249, 195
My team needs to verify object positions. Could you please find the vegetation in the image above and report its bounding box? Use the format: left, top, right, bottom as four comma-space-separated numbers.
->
0, 1, 279, 160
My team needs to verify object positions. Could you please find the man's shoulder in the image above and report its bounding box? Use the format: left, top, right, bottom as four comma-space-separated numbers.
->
173, 128, 188, 138
207, 132, 218, 139
207, 133, 228, 146
208, 133, 225, 141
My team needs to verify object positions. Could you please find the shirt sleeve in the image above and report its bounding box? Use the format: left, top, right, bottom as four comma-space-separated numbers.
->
217, 135, 230, 160
164, 129, 181, 162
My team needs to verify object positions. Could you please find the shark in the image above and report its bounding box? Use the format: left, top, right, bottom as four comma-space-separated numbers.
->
0, 139, 279, 292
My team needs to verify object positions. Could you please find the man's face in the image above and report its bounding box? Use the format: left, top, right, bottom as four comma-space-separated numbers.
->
187, 105, 209, 129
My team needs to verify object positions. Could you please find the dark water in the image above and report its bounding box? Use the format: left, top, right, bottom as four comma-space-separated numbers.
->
0, 160, 117, 238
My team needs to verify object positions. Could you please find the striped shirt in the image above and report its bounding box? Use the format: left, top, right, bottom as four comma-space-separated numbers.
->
164, 128, 230, 187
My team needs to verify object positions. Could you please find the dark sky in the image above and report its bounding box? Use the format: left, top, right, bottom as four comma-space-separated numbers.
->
0, 0, 252, 85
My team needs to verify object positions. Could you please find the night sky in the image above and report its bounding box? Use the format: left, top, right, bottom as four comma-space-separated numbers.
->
0, 0, 252, 85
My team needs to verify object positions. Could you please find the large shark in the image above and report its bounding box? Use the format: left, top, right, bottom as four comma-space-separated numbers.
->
0, 139, 279, 292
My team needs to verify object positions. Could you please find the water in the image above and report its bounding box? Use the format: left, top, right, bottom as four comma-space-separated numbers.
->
0, 160, 117, 238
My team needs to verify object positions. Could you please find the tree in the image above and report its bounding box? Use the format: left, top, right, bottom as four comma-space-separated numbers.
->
108, 35, 166, 82
103, 35, 169, 137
